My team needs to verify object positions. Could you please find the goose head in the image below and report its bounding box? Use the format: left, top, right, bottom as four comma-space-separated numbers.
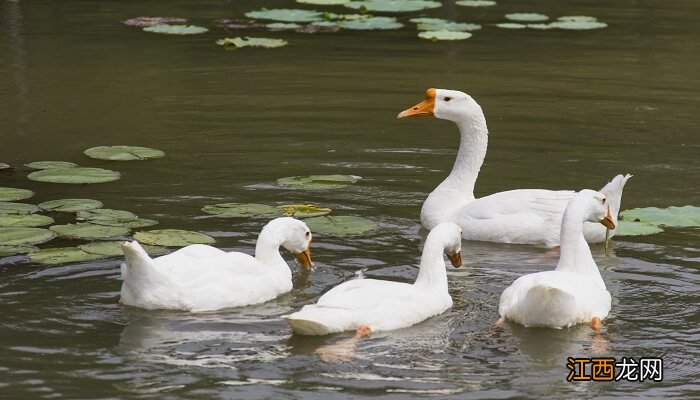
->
261, 217, 314, 270
397, 88, 483, 124
575, 189, 616, 229
428, 222, 463, 268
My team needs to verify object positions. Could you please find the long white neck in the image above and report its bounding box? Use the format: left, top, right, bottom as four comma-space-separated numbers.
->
414, 234, 449, 291
254, 225, 289, 269
422, 112, 488, 228
555, 206, 606, 289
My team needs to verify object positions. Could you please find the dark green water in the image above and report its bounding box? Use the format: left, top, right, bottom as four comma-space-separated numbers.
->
1, 0, 699, 398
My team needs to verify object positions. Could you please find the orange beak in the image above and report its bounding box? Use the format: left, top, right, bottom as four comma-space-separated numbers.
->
447, 251, 463, 268
601, 205, 616, 230
295, 247, 313, 270
397, 88, 436, 118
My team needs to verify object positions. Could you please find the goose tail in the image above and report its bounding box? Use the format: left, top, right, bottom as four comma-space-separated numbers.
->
120, 241, 155, 280
505, 284, 577, 328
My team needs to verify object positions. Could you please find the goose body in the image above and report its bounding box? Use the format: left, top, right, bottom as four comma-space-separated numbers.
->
398, 88, 631, 247
284, 223, 463, 335
120, 217, 313, 312
498, 190, 614, 328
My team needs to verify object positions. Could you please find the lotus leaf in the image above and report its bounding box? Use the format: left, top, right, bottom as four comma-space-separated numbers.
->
620, 206, 700, 228
24, 161, 78, 170
0, 187, 34, 202
0, 227, 56, 245
278, 204, 332, 218
416, 22, 481, 32
217, 37, 289, 48
0, 202, 39, 215
527, 23, 557, 30
202, 203, 280, 218
50, 223, 130, 239
495, 23, 526, 29
39, 198, 104, 212
277, 174, 360, 189
0, 214, 54, 228
418, 30, 473, 40
30, 247, 105, 265
134, 229, 216, 247
267, 23, 303, 30
0, 163, 10, 170
456, 0, 496, 6
84, 145, 165, 161
297, 0, 349, 4
28, 167, 120, 184
305, 216, 378, 236
338, 16, 404, 30
614, 220, 664, 237
79, 241, 168, 257
93, 218, 159, 229
345, 0, 441, 12
76, 208, 139, 223
557, 16, 598, 22
0, 245, 38, 257
143, 24, 208, 35
550, 20, 607, 30
122, 17, 188, 27
505, 13, 549, 22
410, 17, 447, 24
214, 19, 267, 30
245, 8, 325, 22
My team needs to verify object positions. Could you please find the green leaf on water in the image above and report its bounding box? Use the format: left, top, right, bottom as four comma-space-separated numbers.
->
76, 208, 138, 223
304, 216, 378, 236
134, 229, 216, 247
345, 0, 441, 12
245, 8, 326, 22
495, 23, 527, 29
50, 223, 130, 239
338, 16, 403, 30
84, 145, 165, 161
28, 167, 120, 184
216, 37, 289, 48
527, 23, 557, 30
297, 0, 349, 4
266, 22, 302, 30
416, 21, 481, 32
456, 0, 496, 6
620, 206, 700, 228
614, 220, 664, 237
79, 241, 168, 257
419, 30, 473, 40
278, 204, 332, 218
0, 245, 38, 257
557, 16, 599, 23
30, 247, 106, 265
0, 227, 56, 245
143, 24, 208, 35
505, 13, 549, 22
0, 214, 54, 228
0, 163, 11, 170
24, 161, 78, 170
0, 187, 34, 202
39, 198, 104, 212
0, 202, 39, 215
549, 20, 607, 30
202, 203, 280, 218
277, 174, 360, 189
92, 218, 159, 229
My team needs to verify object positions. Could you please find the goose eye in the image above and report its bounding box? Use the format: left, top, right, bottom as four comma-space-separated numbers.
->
444, 96, 452, 102
601, 198, 606, 204
305, 231, 311, 238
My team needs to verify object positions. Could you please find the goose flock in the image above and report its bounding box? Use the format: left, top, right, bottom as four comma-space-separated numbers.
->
120, 88, 630, 343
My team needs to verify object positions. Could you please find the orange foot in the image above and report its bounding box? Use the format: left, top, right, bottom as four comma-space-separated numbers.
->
354, 325, 372, 339
589, 317, 602, 332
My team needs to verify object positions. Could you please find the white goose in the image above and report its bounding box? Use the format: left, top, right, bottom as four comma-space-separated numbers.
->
120, 217, 313, 312
498, 189, 615, 329
398, 88, 631, 247
284, 222, 462, 335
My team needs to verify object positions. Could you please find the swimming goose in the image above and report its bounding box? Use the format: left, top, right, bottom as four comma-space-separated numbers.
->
498, 189, 615, 329
398, 88, 631, 247
120, 217, 313, 312
283, 222, 462, 335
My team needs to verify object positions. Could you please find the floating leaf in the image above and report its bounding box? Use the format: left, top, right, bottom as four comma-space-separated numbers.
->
0, 187, 34, 202
0, 214, 54, 228
456, 0, 496, 6
39, 198, 104, 212
0, 245, 37, 257
245, 8, 325, 22
297, 0, 349, 4
214, 19, 267, 30
614, 220, 664, 237
277, 174, 360, 189
0, 202, 39, 215
50, 223, 130, 239
278, 204, 332, 218
0, 227, 55, 245
418, 30, 473, 40
134, 229, 216, 247
505, 13, 549, 22
495, 23, 526, 29
79, 241, 168, 257
217, 37, 289, 48
76, 208, 139, 223
267, 22, 302, 30
621, 206, 700, 228
345, 0, 441, 12
416, 21, 481, 32
30, 247, 105, 265
84, 145, 165, 161
338, 16, 403, 30
202, 203, 280, 218
557, 16, 598, 23
143, 24, 208, 35
24, 161, 78, 170
28, 167, 120, 184
549, 20, 607, 30
300, 21, 341, 33
0, 163, 10, 170
527, 23, 557, 30
122, 17, 188, 27
93, 218, 159, 229
305, 216, 378, 236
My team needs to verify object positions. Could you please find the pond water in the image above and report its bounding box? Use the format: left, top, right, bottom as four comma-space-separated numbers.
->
1, 0, 699, 398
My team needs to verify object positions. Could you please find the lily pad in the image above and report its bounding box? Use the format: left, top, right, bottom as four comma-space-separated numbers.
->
202, 203, 280, 218
84, 145, 165, 161
0, 163, 10, 170
614, 220, 664, 237
0, 227, 56, 245
214, 19, 267, 30
549, 20, 607, 30
456, 0, 496, 6
278, 204, 332, 218
50, 223, 130, 240
122, 17, 188, 27
24, 161, 78, 170
245, 8, 325, 22
345, 0, 441, 12
143, 24, 208, 35
79, 241, 168, 257
338, 16, 403, 30
0, 187, 34, 202
557, 16, 598, 23
0, 202, 39, 215
0, 214, 54, 228
505, 13, 549, 22
0, 245, 38, 257
278, 174, 360, 189
134, 229, 216, 247
297, 0, 349, 4
39, 199, 104, 212
620, 206, 700, 228
93, 218, 159, 229
418, 30, 473, 40
76, 208, 138, 223
305, 216, 378, 236
216, 37, 289, 49
416, 21, 481, 32
28, 167, 120, 184
30, 247, 105, 265
266, 22, 303, 30
527, 23, 557, 30
495, 23, 526, 29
